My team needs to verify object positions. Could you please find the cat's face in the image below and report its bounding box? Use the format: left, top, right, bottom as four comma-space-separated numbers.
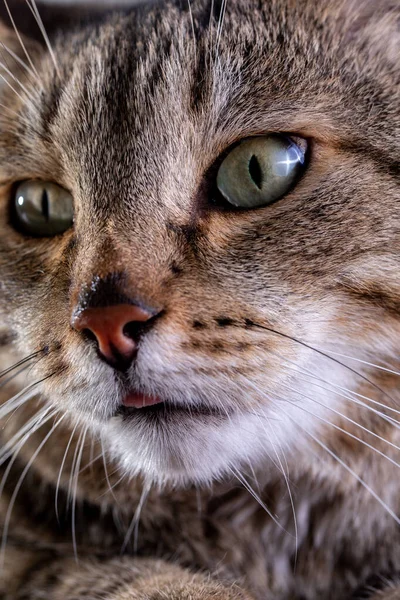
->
0, 0, 399, 484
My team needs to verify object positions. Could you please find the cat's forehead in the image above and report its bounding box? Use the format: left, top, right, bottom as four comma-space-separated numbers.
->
1, 0, 398, 213
41, 3, 341, 197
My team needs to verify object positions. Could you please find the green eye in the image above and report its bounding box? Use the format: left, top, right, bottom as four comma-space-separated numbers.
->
13, 180, 74, 237
216, 134, 307, 209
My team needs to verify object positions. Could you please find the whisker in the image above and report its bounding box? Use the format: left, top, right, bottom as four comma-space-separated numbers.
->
0, 412, 65, 569
55, 420, 79, 522
0, 71, 38, 110
0, 370, 57, 422
71, 425, 87, 562
100, 436, 120, 505
315, 349, 400, 378
0, 384, 40, 421
0, 361, 38, 393
228, 465, 290, 535
88, 433, 96, 475
283, 392, 400, 473
25, 0, 60, 78
97, 472, 126, 499
78, 450, 103, 475
0, 407, 58, 498
208, 0, 215, 71
187, 0, 197, 60
0, 101, 20, 118
0, 56, 38, 100
293, 373, 400, 428
264, 346, 400, 420
251, 322, 397, 407
2, 0, 41, 79
67, 426, 86, 505
215, 0, 228, 57
0, 403, 55, 466
242, 368, 400, 473
0, 41, 39, 80
289, 417, 400, 526
120, 482, 150, 554
264, 419, 298, 566
0, 349, 44, 380
286, 381, 400, 454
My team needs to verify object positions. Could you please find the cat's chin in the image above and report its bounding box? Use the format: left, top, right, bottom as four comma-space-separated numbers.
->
100, 406, 303, 486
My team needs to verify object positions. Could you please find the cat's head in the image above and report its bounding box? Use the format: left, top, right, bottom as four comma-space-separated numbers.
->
0, 0, 399, 485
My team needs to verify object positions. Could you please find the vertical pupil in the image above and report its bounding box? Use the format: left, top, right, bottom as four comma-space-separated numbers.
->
41, 189, 50, 221
248, 155, 263, 190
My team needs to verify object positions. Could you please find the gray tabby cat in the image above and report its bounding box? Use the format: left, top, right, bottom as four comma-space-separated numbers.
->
0, 0, 399, 598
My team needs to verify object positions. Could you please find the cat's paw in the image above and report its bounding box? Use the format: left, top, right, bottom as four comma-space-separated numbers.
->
145, 581, 253, 600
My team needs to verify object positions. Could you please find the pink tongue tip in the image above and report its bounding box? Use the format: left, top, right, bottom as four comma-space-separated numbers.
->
123, 392, 163, 409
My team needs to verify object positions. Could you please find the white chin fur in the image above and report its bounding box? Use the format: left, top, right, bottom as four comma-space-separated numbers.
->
100, 404, 313, 486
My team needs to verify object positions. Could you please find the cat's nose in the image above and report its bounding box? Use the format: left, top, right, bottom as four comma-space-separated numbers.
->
71, 304, 155, 371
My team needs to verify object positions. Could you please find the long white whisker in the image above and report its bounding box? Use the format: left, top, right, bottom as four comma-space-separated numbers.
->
0, 407, 58, 506
121, 482, 150, 554
252, 323, 397, 407
215, 0, 228, 57
293, 373, 400, 429
0, 383, 42, 420
289, 417, 400, 526
26, 0, 60, 78
55, 421, 78, 522
0, 56, 38, 99
187, 0, 197, 60
0, 71, 37, 108
0, 41, 38, 80
0, 101, 20, 118
243, 372, 400, 476
2, 0, 41, 78
0, 403, 54, 465
67, 426, 85, 505
0, 412, 65, 569
284, 393, 400, 473
284, 381, 400, 455
71, 425, 87, 562
100, 436, 120, 505
267, 347, 400, 419
228, 465, 290, 535
0, 361, 39, 394
315, 350, 400, 377
264, 419, 298, 566
79, 451, 103, 475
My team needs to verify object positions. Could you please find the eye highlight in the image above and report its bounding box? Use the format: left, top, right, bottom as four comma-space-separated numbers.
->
12, 180, 74, 237
216, 134, 307, 209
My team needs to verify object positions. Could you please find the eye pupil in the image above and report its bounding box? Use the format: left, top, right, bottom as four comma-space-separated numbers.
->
12, 180, 74, 237
248, 155, 263, 190
41, 189, 50, 221
216, 134, 308, 209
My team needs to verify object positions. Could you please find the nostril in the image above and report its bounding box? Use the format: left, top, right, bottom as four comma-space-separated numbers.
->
123, 320, 146, 342
122, 311, 162, 343
82, 328, 98, 344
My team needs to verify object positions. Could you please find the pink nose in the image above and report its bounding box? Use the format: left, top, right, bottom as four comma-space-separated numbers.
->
71, 304, 153, 367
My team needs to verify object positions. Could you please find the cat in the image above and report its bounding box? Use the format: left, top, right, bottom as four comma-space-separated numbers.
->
0, 0, 399, 598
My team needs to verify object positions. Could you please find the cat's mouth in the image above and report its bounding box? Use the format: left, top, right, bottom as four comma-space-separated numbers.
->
123, 391, 165, 409
116, 391, 229, 420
